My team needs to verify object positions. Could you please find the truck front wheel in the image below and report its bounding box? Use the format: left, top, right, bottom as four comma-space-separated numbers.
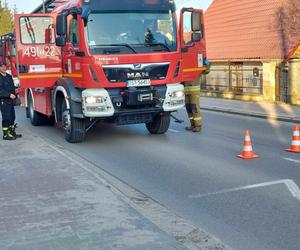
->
28, 92, 45, 126
61, 101, 86, 143
146, 113, 170, 134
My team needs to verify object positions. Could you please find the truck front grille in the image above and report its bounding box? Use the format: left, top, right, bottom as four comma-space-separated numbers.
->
103, 63, 169, 83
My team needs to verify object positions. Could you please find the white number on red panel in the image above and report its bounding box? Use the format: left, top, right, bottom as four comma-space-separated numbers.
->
23, 46, 56, 57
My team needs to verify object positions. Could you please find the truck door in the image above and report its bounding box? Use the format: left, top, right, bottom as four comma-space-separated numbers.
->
14, 14, 62, 88
180, 8, 206, 82
62, 14, 84, 82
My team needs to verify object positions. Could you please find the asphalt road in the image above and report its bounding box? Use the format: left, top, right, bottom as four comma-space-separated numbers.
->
15, 107, 300, 250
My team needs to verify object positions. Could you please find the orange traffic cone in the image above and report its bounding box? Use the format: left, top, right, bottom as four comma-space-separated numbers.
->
286, 125, 300, 153
237, 130, 259, 159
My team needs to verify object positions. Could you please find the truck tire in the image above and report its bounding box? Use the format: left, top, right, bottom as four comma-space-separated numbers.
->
146, 113, 170, 134
61, 100, 86, 143
28, 92, 45, 126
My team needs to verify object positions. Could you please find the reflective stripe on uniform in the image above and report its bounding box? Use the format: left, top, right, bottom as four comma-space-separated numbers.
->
193, 117, 202, 121
185, 87, 201, 93
185, 85, 200, 89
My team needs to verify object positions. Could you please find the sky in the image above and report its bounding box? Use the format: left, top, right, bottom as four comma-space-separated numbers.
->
6, 0, 213, 14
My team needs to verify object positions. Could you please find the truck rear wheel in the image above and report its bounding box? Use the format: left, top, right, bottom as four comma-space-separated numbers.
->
61, 101, 86, 143
28, 92, 45, 126
146, 113, 170, 134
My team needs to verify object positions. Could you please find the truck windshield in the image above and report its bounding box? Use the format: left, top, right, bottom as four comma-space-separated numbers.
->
85, 11, 177, 54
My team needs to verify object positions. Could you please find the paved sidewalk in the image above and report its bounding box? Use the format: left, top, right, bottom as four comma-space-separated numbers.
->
0, 128, 227, 250
201, 97, 300, 123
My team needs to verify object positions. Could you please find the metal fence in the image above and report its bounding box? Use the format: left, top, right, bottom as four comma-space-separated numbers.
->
202, 62, 263, 95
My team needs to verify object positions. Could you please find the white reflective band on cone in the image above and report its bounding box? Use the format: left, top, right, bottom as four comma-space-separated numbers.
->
291, 141, 300, 146
245, 136, 251, 141
243, 146, 253, 151
293, 131, 300, 136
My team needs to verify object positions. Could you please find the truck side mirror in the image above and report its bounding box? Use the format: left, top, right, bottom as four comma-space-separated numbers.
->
192, 33, 202, 42
56, 14, 67, 36
191, 12, 202, 32
56, 36, 66, 47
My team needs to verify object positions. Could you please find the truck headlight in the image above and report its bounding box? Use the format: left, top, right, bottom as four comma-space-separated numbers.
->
82, 88, 114, 117
163, 84, 185, 111
85, 96, 104, 104
170, 90, 184, 98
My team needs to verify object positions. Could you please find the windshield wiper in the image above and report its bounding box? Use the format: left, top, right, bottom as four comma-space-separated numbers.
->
144, 43, 171, 52
91, 44, 137, 54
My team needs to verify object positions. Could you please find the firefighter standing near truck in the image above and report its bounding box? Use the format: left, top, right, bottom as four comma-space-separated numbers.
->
184, 76, 202, 132
184, 59, 210, 132
0, 62, 22, 140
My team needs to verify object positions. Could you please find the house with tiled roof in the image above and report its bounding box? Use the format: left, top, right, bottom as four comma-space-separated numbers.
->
202, 0, 300, 104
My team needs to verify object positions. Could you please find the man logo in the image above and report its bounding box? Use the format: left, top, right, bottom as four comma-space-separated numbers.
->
127, 72, 149, 79
133, 64, 142, 69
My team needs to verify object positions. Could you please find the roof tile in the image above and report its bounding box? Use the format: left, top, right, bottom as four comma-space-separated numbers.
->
205, 0, 299, 60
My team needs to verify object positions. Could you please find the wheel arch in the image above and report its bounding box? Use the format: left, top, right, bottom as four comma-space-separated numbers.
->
53, 78, 84, 123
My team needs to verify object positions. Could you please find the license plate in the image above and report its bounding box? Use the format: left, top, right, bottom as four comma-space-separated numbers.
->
127, 79, 151, 87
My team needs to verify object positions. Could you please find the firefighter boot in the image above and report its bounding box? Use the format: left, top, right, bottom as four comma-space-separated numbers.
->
192, 116, 202, 132
185, 126, 194, 131
192, 126, 202, 132
185, 103, 195, 131
185, 116, 195, 131
192, 119, 202, 132
190, 96, 202, 132
2, 127, 16, 140
9, 124, 22, 138
13, 124, 22, 138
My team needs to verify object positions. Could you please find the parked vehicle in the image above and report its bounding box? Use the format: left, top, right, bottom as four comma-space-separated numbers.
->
0, 0, 207, 142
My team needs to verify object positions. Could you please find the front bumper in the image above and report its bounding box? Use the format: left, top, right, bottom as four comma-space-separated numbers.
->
82, 83, 185, 119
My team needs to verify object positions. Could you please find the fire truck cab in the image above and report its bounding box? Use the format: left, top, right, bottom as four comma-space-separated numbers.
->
5, 0, 207, 143
0, 33, 19, 85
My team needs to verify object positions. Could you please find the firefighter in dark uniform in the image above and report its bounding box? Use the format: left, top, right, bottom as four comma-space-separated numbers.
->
184, 59, 210, 132
0, 62, 22, 140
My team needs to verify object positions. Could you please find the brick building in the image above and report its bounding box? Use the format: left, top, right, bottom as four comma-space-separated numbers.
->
203, 0, 300, 104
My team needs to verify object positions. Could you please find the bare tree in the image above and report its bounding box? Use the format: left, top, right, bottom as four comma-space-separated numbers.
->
275, 0, 300, 58
283, 0, 300, 38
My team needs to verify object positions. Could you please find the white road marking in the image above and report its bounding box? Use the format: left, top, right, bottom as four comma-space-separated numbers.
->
168, 129, 180, 133
283, 157, 300, 164
189, 179, 300, 203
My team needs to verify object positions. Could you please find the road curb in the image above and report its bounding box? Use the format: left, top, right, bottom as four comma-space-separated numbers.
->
201, 106, 300, 124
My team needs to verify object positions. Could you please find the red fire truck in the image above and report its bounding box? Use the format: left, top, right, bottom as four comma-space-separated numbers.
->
0, 0, 207, 142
